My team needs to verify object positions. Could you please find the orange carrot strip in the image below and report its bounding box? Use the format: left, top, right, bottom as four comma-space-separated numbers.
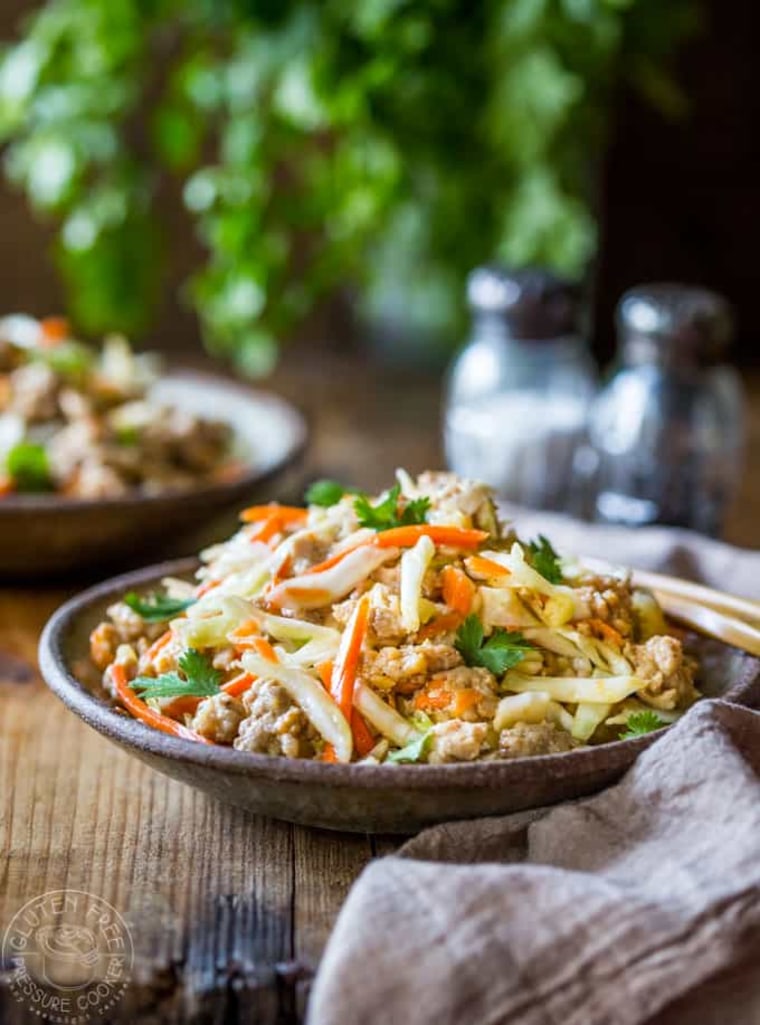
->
241, 504, 307, 525
250, 636, 279, 662
451, 689, 481, 717
316, 660, 334, 688
321, 743, 339, 763
252, 513, 285, 545
39, 316, 69, 346
195, 579, 220, 598
111, 664, 211, 744
272, 553, 293, 585
465, 555, 510, 579
350, 710, 376, 757
304, 546, 361, 576
374, 525, 488, 549
414, 688, 452, 712
142, 629, 173, 664
587, 618, 624, 646
162, 695, 202, 719
441, 565, 476, 615
331, 594, 371, 722
417, 611, 463, 641
317, 659, 374, 756
222, 671, 256, 697
228, 618, 261, 647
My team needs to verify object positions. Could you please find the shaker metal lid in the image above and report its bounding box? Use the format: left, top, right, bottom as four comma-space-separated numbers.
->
617, 283, 733, 358
466, 265, 580, 340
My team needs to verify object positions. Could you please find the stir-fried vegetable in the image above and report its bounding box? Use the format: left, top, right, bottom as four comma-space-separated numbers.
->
95, 470, 700, 764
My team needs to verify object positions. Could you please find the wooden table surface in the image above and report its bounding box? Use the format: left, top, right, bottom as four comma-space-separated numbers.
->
1, 354, 758, 1024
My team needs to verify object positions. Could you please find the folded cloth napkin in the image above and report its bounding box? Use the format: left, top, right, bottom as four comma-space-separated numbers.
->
308, 518, 760, 1025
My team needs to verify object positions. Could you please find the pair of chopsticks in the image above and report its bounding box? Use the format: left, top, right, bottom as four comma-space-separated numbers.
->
583, 558, 760, 657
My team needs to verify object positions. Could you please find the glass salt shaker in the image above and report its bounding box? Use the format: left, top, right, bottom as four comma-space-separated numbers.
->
443, 265, 596, 511
588, 283, 744, 535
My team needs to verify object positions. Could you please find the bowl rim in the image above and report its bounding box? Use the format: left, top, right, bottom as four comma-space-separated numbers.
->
0, 369, 309, 514
39, 557, 760, 791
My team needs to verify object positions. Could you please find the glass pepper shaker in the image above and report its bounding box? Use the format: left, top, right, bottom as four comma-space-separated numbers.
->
588, 283, 745, 535
443, 265, 597, 511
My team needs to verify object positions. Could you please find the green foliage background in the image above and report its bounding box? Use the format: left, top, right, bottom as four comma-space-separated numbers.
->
0, 0, 696, 372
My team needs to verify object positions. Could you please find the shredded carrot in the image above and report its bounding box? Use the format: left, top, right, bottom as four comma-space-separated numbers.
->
464, 555, 510, 579
451, 689, 481, 717
111, 663, 211, 744
0, 475, 15, 497
416, 611, 463, 641
250, 636, 279, 663
229, 619, 261, 651
316, 660, 334, 688
587, 618, 624, 646
272, 553, 293, 585
195, 579, 220, 598
252, 513, 285, 545
441, 565, 476, 615
350, 710, 376, 757
304, 546, 360, 576
39, 316, 69, 346
374, 525, 488, 549
161, 695, 202, 719
414, 688, 451, 712
142, 629, 173, 665
331, 594, 370, 722
321, 743, 339, 763
222, 671, 256, 697
241, 504, 308, 525
317, 659, 374, 756
274, 586, 333, 605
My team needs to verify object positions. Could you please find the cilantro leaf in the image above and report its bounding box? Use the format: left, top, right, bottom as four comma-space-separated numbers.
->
305, 479, 356, 507
124, 591, 197, 622
619, 710, 668, 740
386, 729, 433, 764
527, 535, 563, 584
399, 495, 431, 526
132, 648, 221, 700
354, 484, 429, 532
6, 442, 52, 492
455, 614, 533, 676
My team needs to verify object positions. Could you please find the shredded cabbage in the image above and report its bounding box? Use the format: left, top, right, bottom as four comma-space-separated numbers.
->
172, 595, 255, 648
494, 691, 552, 731
479, 588, 541, 630
503, 672, 645, 704
399, 534, 435, 633
268, 544, 397, 611
571, 702, 612, 741
353, 683, 419, 747
241, 652, 353, 762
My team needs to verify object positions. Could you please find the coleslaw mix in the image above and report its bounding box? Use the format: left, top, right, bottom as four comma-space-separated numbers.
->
91, 472, 699, 764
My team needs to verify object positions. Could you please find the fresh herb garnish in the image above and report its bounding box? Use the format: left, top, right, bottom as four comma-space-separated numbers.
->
6, 442, 52, 492
386, 729, 433, 764
124, 591, 197, 622
132, 648, 221, 700
619, 710, 668, 739
305, 479, 357, 507
354, 483, 430, 532
527, 534, 563, 584
455, 614, 533, 676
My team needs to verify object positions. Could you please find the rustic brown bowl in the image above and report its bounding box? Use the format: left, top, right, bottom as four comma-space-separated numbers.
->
39, 558, 760, 834
0, 371, 307, 580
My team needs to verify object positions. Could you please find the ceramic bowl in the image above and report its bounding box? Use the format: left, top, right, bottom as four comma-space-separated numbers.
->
0, 372, 307, 579
38, 558, 760, 834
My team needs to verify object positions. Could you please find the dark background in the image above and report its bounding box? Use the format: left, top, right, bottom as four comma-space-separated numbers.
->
0, 0, 757, 369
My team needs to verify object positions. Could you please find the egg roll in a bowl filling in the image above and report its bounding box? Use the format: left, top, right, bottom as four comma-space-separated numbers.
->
90, 471, 700, 764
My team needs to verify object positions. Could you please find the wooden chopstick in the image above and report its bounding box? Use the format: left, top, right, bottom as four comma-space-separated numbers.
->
580, 555, 760, 657
651, 590, 760, 658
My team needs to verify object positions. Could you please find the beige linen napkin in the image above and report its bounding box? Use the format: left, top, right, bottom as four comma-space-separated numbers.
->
308, 519, 760, 1025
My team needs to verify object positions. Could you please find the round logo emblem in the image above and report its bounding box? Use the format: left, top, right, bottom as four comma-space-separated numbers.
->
3, 890, 133, 1023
